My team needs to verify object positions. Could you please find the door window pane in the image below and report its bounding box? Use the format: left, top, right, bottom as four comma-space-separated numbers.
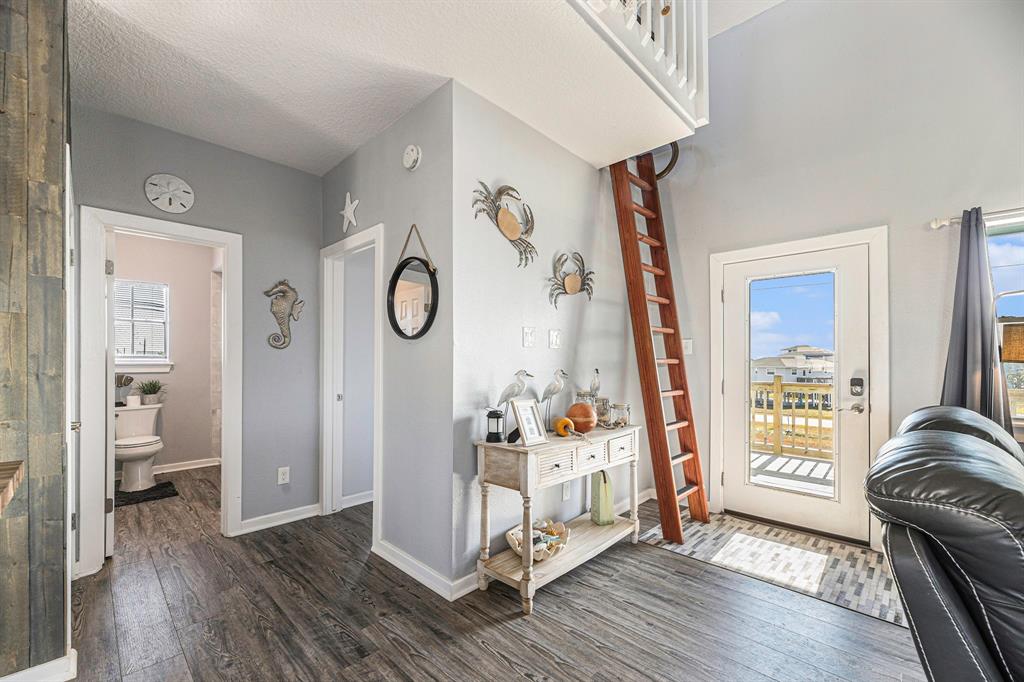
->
748, 272, 835, 498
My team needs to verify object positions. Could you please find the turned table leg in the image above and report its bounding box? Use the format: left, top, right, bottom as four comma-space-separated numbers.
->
520, 494, 534, 614
477, 481, 491, 590
630, 458, 639, 543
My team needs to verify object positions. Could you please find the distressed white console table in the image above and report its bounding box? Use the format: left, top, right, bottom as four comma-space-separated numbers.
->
475, 425, 642, 614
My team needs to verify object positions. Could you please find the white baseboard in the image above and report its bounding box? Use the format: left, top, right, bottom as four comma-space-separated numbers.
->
372, 539, 472, 602
0, 650, 76, 682
114, 457, 220, 480
340, 490, 373, 508
226, 502, 321, 537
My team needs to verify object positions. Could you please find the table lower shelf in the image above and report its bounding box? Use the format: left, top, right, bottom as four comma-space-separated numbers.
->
481, 513, 634, 591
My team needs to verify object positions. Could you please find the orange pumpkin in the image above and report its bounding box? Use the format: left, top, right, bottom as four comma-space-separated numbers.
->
566, 402, 597, 434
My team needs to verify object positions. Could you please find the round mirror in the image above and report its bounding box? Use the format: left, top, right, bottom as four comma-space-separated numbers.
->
387, 257, 438, 339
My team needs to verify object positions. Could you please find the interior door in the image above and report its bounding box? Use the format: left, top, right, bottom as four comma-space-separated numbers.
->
723, 244, 870, 541
104, 230, 116, 555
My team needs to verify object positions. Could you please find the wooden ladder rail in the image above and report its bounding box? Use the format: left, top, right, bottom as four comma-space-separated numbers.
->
610, 153, 710, 545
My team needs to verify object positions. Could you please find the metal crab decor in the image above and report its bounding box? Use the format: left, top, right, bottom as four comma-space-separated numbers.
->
472, 181, 537, 267
548, 252, 595, 308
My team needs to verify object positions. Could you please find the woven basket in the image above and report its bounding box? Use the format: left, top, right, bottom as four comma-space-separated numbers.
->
505, 520, 571, 562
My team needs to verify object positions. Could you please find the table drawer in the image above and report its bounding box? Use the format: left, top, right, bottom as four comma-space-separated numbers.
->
577, 442, 608, 471
609, 433, 635, 461
538, 448, 576, 485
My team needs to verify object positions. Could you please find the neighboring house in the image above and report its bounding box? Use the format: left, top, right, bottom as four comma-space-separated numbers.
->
751, 345, 835, 384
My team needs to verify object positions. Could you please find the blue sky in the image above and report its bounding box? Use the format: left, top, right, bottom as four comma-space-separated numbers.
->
989, 232, 1024, 317
749, 272, 835, 359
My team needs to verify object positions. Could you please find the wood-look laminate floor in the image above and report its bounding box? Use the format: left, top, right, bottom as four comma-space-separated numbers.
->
72, 466, 925, 681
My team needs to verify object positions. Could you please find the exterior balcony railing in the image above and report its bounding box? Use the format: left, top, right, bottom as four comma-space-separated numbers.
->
750, 376, 834, 460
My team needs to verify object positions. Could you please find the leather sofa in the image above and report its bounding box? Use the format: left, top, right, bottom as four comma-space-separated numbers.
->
864, 405, 1024, 682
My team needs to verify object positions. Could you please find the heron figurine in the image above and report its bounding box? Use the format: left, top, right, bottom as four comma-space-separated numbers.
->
497, 369, 534, 432
590, 368, 601, 398
541, 369, 569, 426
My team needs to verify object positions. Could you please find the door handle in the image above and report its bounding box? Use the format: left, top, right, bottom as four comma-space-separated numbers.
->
838, 403, 864, 414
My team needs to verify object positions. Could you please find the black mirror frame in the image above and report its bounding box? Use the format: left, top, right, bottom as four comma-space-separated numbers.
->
387, 256, 438, 340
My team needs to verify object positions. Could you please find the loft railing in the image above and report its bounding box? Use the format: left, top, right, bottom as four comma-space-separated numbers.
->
570, 0, 709, 132
750, 377, 834, 459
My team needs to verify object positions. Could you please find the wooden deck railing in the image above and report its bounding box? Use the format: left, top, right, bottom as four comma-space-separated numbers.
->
750, 376, 834, 460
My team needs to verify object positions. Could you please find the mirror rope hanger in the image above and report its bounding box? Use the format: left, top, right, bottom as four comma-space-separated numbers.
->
398, 224, 436, 273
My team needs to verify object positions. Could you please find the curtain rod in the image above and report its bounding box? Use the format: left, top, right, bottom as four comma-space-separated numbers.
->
930, 206, 1024, 230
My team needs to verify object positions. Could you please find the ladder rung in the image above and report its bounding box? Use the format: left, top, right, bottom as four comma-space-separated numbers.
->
666, 420, 689, 431
627, 172, 653, 191
656, 358, 680, 365
641, 262, 665, 276
661, 389, 685, 397
632, 203, 657, 219
646, 293, 671, 305
671, 452, 695, 466
637, 233, 662, 248
676, 484, 699, 500
651, 326, 675, 335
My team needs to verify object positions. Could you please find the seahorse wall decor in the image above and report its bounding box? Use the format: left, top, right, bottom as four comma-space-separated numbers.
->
264, 279, 305, 349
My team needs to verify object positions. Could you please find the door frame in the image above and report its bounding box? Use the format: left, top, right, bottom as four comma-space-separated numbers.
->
319, 224, 383, 534
709, 225, 889, 549
79, 207, 244, 576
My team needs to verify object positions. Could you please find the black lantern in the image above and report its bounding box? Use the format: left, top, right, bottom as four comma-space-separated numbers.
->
486, 409, 505, 443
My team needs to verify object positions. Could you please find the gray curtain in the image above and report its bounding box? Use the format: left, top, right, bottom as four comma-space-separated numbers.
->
941, 207, 1014, 432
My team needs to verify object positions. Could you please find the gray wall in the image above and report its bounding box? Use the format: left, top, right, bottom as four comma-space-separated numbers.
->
322, 82, 455, 576
659, 0, 1024, 494
342, 245, 374, 497
114, 233, 217, 468
71, 105, 323, 520
450, 82, 649, 578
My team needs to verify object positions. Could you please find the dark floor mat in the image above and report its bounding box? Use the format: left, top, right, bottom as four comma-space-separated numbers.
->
115, 480, 179, 507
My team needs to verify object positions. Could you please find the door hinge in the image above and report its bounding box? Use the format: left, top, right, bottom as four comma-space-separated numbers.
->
69, 248, 75, 267
105, 497, 114, 513
70, 420, 81, 432
105, 259, 115, 276
721, 379, 724, 394
721, 471, 725, 486
71, 512, 77, 531
721, 289, 724, 303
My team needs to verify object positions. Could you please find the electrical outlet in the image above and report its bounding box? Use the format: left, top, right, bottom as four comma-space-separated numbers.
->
522, 326, 536, 348
562, 481, 571, 501
548, 329, 562, 349
683, 338, 693, 355
277, 467, 290, 485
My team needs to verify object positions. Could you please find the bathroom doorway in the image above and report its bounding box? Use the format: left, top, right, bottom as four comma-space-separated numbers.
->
320, 225, 383, 538
78, 207, 243, 577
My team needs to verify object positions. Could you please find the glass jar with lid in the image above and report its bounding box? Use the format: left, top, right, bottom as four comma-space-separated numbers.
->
610, 403, 631, 428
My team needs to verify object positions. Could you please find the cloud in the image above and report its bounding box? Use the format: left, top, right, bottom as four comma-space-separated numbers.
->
988, 242, 1024, 268
750, 310, 781, 330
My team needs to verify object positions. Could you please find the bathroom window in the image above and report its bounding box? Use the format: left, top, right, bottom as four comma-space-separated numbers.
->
114, 280, 170, 364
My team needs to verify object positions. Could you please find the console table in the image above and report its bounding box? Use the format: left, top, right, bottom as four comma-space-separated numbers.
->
475, 425, 642, 614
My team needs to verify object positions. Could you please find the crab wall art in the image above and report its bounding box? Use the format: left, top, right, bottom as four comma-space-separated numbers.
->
471, 181, 537, 267
548, 252, 595, 308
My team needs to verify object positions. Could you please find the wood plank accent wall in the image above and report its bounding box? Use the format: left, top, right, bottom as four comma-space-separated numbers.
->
0, 0, 67, 674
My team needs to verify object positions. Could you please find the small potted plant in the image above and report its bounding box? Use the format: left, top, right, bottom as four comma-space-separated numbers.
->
136, 380, 165, 405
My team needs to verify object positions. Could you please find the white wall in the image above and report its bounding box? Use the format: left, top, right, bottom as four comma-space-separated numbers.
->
321, 82, 455, 577
658, 0, 1024, 497
450, 82, 650, 579
71, 105, 323, 520
114, 233, 216, 468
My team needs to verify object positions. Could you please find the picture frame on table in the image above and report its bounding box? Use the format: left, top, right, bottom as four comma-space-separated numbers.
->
510, 398, 548, 446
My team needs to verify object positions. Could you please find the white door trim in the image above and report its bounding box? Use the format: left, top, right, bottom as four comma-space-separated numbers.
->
79, 206, 244, 573
709, 225, 890, 549
319, 225, 383, 540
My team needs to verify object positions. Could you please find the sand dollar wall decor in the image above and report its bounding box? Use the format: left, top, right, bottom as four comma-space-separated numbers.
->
548, 251, 594, 308
472, 181, 536, 267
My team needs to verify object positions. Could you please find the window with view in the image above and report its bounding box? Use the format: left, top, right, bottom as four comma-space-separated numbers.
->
986, 214, 1024, 421
114, 280, 169, 362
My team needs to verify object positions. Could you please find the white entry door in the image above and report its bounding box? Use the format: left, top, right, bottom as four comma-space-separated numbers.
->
722, 244, 870, 541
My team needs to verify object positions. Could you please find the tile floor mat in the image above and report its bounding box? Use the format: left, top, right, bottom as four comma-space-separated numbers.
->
639, 513, 906, 626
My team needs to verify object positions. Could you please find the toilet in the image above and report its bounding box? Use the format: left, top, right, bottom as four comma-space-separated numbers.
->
114, 404, 164, 492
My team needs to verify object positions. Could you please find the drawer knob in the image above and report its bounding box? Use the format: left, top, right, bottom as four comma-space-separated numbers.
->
553, 463, 561, 469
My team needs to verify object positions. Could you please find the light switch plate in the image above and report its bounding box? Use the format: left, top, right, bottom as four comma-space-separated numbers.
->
277, 467, 290, 485
549, 329, 562, 349
562, 481, 571, 501
683, 338, 693, 355
522, 326, 536, 348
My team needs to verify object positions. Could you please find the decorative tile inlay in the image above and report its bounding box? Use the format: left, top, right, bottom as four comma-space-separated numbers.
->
640, 513, 906, 626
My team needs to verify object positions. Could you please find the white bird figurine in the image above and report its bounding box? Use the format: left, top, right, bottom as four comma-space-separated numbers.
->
497, 369, 533, 410
590, 368, 601, 397
541, 369, 569, 425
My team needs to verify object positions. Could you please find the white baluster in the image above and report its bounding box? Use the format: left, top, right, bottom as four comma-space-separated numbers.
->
665, 0, 678, 76
653, 0, 666, 62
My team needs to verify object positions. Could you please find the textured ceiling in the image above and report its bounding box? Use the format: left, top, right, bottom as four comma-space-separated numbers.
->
69, 0, 694, 175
